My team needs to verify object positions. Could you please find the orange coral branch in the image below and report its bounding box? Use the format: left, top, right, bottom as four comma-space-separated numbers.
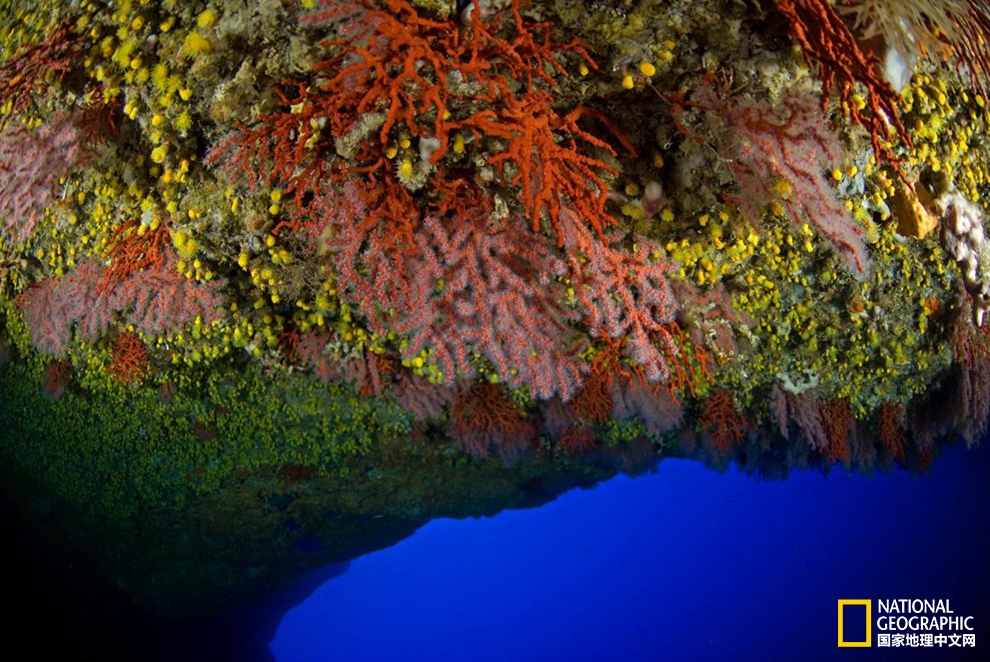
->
773, 0, 912, 169
108, 333, 149, 384
0, 24, 82, 126
99, 219, 170, 292
454, 91, 621, 247
701, 388, 747, 452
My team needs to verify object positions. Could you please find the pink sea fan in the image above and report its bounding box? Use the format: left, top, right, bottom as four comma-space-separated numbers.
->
106, 250, 226, 337
17, 249, 225, 356
17, 260, 104, 356
559, 211, 682, 383
610, 375, 684, 437
393, 372, 456, 420
0, 112, 92, 245
694, 86, 870, 279
392, 212, 588, 401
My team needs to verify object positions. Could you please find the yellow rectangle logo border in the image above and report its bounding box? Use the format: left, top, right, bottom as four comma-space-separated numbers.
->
838, 599, 872, 647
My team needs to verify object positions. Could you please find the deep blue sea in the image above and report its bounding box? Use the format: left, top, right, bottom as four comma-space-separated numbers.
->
269, 443, 989, 662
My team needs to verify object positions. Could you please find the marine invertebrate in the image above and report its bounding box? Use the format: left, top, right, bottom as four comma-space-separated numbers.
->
447, 381, 537, 464
840, 0, 990, 95
0, 23, 81, 124
820, 398, 854, 463
693, 86, 870, 279
701, 388, 747, 452
0, 0, 984, 477
877, 401, 907, 462
450, 92, 628, 248
209, 0, 606, 243
773, 0, 911, 168
100, 218, 170, 291
17, 250, 226, 356
393, 207, 586, 400
0, 112, 92, 245
107, 333, 149, 385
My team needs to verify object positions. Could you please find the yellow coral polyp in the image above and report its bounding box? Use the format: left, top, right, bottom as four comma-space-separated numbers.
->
196, 9, 217, 28
151, 144, 168, 163
175, 111, 193, 133
181, 31, 211, 57
771, 178, 793, 199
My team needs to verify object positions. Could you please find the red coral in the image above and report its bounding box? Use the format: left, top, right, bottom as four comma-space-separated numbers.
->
17, 260, 103, 356
390, 209, 587, 400
107, 333, 149, 385
560, 210, 686, 384
569, 368, 613, 424
447, 382, 537, 464
694, 86, 870, 279
772, 0, 911, 169
769, 383, 829, 451
878, 401, 907, 463
42, 359, 72, 401
557, 424, 597, 456
701, 389, 747, 452
0, 24, 81, 124
208, 0, 624, 250
99, 219, 170, 291
393, 371, 456, 421
299, 0, 589, 155
295, 329, 395, 397
1, 111, 93, 245
452, 93, 625, 247
820, 398, 853, 463
610, 373, 684, 437
17, 249, 226, 355
305, 182, 413, 331
106, 249, 226, 337
208, 0, 687, 400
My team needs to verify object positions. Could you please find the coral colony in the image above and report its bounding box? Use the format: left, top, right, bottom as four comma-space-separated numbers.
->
3, 0, 990, 478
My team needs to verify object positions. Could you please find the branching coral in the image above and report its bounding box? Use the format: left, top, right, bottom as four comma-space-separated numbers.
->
0, 0, 987, 473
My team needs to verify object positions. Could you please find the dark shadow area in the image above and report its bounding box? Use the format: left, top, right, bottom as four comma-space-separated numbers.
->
0, 488, 350, 662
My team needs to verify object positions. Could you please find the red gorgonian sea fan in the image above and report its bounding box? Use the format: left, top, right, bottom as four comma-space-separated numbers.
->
772, 0, 912, 170
394, 210, 587, 400
17, 249, 226, 357
107, 333, 149, 385
693, 86, 870, 280
0, 111, 93, 245
207, 0, 696, 398
447, 381, 538, 465
0, 24, 82, 125
207, 0, 625, 249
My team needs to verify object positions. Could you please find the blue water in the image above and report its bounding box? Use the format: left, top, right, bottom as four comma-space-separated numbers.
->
271, 444, 990, 661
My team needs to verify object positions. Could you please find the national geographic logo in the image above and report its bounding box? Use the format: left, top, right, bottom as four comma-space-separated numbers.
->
838, 599, 977, 648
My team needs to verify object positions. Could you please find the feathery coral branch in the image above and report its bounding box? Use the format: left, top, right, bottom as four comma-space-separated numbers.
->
774, 0, 911, 169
